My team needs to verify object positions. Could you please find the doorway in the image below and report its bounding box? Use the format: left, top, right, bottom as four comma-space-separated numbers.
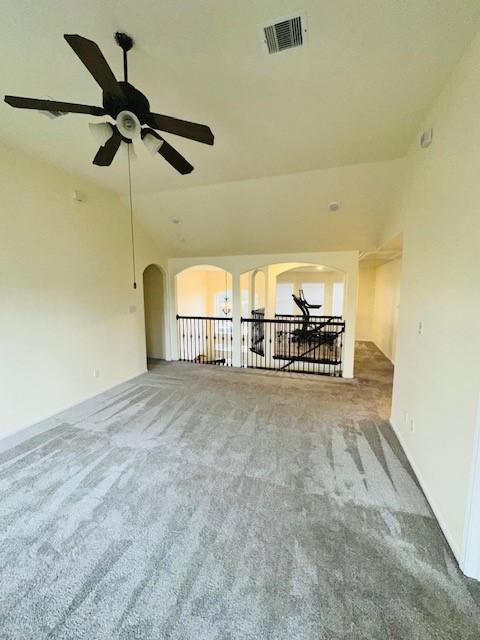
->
143, 264, 166, 364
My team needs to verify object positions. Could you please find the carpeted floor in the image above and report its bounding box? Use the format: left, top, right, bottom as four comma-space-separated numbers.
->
0, 342, 479, 639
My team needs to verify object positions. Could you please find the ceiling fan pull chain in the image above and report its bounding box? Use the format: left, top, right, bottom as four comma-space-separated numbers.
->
127, 144, 137, 290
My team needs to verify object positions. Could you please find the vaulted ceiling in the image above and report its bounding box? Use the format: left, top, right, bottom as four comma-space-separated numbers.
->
2, 0, 480, 255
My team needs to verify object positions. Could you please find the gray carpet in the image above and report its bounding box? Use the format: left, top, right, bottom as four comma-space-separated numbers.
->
0, 342, 479, 639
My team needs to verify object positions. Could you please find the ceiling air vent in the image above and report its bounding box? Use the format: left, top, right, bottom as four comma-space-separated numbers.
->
263, 15, 306, 54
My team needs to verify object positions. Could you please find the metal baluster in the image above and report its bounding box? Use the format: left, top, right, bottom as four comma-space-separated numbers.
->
182, 317, 185, 361
196, 317, 199, 362
178, 316, 181, 361
223, 318, 226, 366
189, 318, 193, 362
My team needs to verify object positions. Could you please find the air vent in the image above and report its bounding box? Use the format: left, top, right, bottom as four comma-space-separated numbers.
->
263, 15, 306, 54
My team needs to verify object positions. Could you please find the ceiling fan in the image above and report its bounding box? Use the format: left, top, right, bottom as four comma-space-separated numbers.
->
4, 32, 214, 174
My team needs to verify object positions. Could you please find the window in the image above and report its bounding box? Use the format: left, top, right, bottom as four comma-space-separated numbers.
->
332, 282, 344, 316
301, 283, 325, 311
275, 282, 294, 315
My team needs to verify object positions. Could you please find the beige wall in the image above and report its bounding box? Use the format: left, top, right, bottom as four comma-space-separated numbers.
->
206, 271, 232, 316
176, 269, 208, 316
0, 144, 161, 439
372, 259, 402, 362
356, 266, 376, 341
176, 268, 232, 317
143, 265, 165, 359
252, 271, 266, 309
356, 260, 402, 357
380, 33, 480, 561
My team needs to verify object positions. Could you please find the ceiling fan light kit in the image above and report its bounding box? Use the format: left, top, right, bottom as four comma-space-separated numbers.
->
88, 121, 113, 146
143, 132, 165, 156
116, 110, 141, 139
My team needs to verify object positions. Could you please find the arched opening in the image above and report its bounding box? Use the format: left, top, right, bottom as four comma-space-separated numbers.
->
240, 262, 347, 376
143, 264, 166, 365
175, 265, 233, 365
176, 265, 232, 317
241, 262, 346, 319
274, 264, 345, 318
252, 270, 266, 313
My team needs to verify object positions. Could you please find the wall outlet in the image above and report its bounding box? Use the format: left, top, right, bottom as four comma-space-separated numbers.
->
128, 305, 137, 314
93, 368, 100, 378
410, 417, 415, 434
418, 320, 424, 335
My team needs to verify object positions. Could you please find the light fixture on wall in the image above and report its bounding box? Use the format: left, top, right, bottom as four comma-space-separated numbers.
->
221, 271, 231, 316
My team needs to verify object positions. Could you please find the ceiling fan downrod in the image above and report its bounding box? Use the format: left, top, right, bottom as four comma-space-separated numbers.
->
114, 32, 134, 83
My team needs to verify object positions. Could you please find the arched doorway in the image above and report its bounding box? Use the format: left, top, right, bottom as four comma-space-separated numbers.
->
143, 264, 166, 364
174, 265, 233, 366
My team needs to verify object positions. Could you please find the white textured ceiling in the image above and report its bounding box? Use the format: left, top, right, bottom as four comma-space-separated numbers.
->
2, 0, 480, 196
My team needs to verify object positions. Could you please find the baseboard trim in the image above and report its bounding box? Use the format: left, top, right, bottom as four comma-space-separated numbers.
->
461, 393, 480, 580
373, 341, 395, 364
390, 416, 462, 565
0, 368, 148, 452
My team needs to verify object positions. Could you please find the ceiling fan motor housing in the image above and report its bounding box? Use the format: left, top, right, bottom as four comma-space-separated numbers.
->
103, 82, 150, 121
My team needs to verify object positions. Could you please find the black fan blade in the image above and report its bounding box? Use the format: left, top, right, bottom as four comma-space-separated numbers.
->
64, 34, 124, 99
4, 95, 105, 116
142, 128, 194, 174
93, 127, 122, 166
141, 112, 214, 146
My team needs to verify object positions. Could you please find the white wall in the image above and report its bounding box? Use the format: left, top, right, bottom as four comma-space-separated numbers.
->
372, 258, 402, 362
0, 144, 162, 439
380, 33, 480, 567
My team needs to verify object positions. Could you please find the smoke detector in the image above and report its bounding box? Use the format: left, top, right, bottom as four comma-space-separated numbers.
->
262, 14, 307, 54
328, 201, 340, 212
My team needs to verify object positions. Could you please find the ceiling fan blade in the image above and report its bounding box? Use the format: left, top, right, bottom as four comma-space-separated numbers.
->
64, 34, 124, 99
93, 127, 122, 166
141, 128, 194, 174
4, 95, 105, 116
141, 112, 214, 146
